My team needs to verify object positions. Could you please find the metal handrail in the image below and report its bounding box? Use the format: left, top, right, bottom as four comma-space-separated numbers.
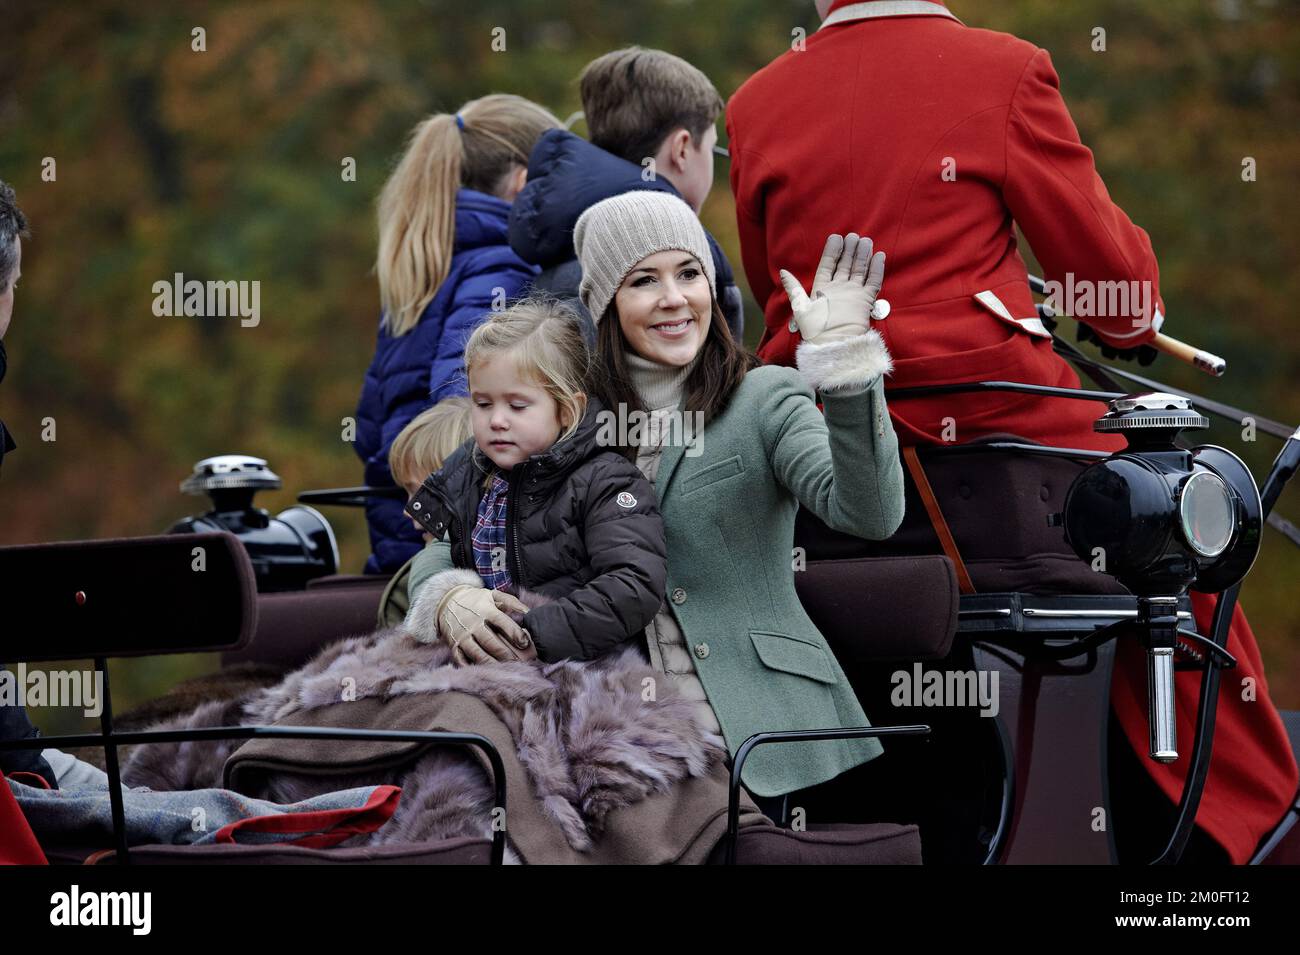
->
724, 724, 931, 865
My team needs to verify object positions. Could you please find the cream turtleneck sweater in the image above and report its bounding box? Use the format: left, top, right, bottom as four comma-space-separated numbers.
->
624, 348, 722, 735
624, 349, 701, 414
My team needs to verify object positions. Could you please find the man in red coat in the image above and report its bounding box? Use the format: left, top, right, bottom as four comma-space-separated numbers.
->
727, 0, 1297, 862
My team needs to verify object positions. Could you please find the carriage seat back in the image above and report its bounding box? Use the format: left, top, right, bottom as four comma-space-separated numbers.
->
221, 574, 390, 670
0, 532, 257, 661
797, 555, 958, 662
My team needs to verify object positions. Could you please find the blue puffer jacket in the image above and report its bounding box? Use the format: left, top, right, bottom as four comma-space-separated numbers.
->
508, 130, 743, 346
354, 187, 538, 574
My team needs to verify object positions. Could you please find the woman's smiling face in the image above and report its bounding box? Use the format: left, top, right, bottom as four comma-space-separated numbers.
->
613, 250, 712, 367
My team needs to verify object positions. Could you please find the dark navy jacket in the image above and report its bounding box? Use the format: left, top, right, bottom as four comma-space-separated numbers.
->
508, 130, 743, 346
354, 188, 537, 574
1, 344, 56, 787
0, 340, 14, 473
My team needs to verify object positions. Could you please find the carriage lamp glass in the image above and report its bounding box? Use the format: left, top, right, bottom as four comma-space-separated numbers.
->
1060, 393, 1262, 597
1179, 471, 1234, 558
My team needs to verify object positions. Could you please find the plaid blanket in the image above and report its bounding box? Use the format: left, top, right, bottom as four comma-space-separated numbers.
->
8, 774, 398, 849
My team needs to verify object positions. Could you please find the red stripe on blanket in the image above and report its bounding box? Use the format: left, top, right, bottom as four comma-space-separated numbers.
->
6, 771, 52, 790
1, 772, 49, 865
212, 785, 402, 848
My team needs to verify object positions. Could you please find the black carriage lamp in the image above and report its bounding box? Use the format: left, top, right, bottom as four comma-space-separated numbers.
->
169, 454, 339, 591
1057, 392, 1263, 762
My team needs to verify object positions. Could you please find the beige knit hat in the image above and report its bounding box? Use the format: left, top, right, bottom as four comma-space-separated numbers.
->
573, 190, 717, 325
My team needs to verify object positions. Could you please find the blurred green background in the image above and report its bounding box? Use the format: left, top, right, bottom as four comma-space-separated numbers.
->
1, 0, 1296, 734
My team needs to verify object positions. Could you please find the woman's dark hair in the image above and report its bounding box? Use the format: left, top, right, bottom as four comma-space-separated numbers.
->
0, 180, 28, 291
589, 295, 762, 464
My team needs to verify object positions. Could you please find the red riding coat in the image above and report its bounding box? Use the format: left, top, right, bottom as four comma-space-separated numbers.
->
727, 0, 1296, 862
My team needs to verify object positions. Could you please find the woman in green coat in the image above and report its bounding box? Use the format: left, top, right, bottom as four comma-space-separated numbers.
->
571, 190, 905, 802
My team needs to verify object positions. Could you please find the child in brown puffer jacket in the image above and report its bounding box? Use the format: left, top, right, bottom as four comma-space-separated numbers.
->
404, 297, 668, 666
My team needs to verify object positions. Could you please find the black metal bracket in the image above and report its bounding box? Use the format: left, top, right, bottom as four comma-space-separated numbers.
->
1174, 627, 1238, 670
921, 440, 1109, 462
297, 485, 407, 508
887, 380, 1123, 404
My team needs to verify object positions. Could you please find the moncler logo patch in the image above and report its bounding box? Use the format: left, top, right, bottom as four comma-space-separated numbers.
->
616, 491, 637, 509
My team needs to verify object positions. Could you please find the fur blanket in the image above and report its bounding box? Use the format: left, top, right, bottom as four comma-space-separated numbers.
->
122, 625, 733, 857
66, 662, 287, 773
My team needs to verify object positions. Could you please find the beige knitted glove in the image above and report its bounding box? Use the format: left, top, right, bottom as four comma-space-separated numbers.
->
435, 585, 535, 665
779, 233, 886, 347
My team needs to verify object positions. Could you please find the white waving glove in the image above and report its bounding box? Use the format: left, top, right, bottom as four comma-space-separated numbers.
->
779, 233, 886, 347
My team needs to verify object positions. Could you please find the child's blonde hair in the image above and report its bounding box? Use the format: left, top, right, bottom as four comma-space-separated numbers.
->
462, 297, 592, 483
388, 396, 473, 490
376, 94, 561, 337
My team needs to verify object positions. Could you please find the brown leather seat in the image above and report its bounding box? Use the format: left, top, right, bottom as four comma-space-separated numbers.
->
222, 577, 389, 670
707, 823, 922, 865
227, 557, 958, 671
796, 555, 957, 662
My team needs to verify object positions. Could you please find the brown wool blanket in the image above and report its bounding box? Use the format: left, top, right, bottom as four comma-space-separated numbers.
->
122, 627, 773, 863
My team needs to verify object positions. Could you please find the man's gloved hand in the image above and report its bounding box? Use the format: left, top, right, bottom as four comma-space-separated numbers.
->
779, 233, 886, 347
434, 585, 537, 666
1076, 321, 1159, 366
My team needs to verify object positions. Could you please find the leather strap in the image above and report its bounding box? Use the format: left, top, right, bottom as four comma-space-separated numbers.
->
902, 446, 976, 594
819, 1, 963, 31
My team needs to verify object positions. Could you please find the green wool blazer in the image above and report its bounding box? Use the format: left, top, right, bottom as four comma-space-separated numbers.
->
409, 336, 905, 797
632, 361, 904, 797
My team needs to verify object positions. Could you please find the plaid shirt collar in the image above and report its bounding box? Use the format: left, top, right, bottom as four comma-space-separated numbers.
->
472, 469, 514, 589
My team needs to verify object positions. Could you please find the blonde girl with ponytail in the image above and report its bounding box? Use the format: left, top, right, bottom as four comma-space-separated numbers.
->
356, 94, 561, 575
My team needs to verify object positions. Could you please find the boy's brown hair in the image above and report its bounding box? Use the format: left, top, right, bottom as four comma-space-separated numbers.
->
579, 46, 724, 165
388, 396, 473, 491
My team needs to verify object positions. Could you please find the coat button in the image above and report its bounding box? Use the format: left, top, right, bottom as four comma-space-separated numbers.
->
694, 642, 710, 659
871, 298, 890, 321
671, 587, 687, 605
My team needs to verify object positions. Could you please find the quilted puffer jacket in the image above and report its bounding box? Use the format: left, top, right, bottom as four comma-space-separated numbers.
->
406, 395, 669, 662
354, 187, 538, 573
